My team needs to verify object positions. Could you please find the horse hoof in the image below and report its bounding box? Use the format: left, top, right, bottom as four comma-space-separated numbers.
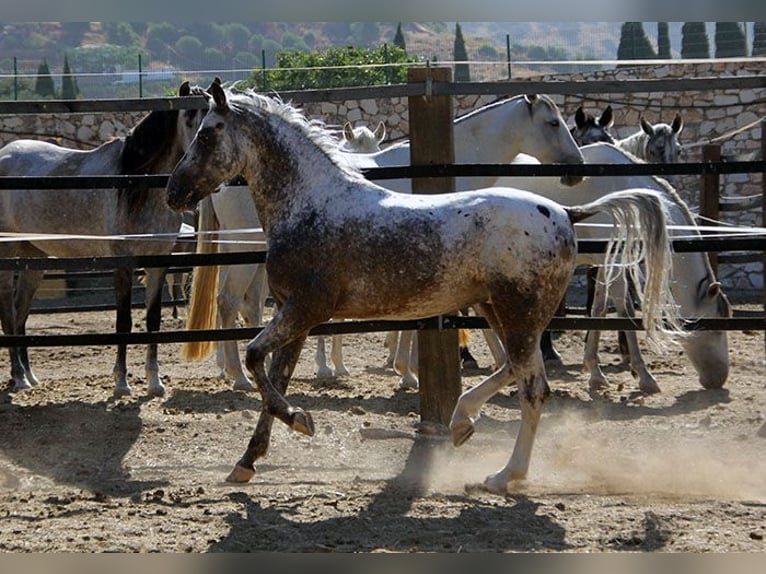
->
450, 419, 475, 447
482, 475, 510, 495
290, 409, 315, 436
462, 358, 479, 370
147, 383, 166, 398
315, 366, 334, 379
398, 375, 418, 390
334, 366, 351, 377
639, 381, 661, 395
232, 380, 256, 392
226, 464, 256, 483
113, 385, 132, 398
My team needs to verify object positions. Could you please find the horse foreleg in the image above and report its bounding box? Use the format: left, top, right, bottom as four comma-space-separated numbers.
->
112, 266, 133, 397
218, 265, 256, 392
394, 330, 418, 389
0, 269, 31, 391
13, 270, 44, 387
330, 333, 349, 376
143, 267, 168, 397
616, 293, 660, 394
383, 331, 398, 368
314, 335, 334, 378
583, 268, 610, 390
231, 335, 308, 483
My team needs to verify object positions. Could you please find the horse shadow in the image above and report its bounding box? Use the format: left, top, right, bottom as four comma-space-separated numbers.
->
0, 391, 166, 496
207, 438, 573, 552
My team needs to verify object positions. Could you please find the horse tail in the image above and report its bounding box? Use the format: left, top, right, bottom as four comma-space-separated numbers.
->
182, 195, 220, 361
458, 328, 470, 348
565, 188, 685, 348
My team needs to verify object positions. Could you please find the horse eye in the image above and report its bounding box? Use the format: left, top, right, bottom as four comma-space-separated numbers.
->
549, 119, 560, 128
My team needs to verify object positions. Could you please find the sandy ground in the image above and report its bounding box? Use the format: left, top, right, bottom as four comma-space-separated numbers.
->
0, 300, 765, 553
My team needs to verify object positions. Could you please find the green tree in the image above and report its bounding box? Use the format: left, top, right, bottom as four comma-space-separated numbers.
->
657, 22, 671, 58
393, 22, 406, 51
255, 45, 420, 91
145, 22, 180, 60
715, 22, 747, 57
617, 22, 656, 62
34, 58, 56, 98
453, 22, 470, 82
175, 35, 204, 64
681, 22, 710, 58
224, 23, 252, 56
104, 22, 142, 47
753, 22, 766, 56
59, 22, 90, 46
61, 55, 79, 99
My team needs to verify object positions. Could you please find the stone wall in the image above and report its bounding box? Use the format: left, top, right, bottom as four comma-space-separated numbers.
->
1, 60, 763, 292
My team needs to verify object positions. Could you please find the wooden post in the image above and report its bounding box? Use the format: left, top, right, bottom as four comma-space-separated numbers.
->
701, 143, 721, 276
407, 67, 461, 427
761, 121, 766, 358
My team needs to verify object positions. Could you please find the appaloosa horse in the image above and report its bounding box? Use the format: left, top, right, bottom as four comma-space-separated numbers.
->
166, 84, 682, 493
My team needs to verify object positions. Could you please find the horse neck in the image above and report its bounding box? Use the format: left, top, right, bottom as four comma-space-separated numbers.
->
616, 131, 648, 160
240, 112, 349, 232
454, 97, 527, 163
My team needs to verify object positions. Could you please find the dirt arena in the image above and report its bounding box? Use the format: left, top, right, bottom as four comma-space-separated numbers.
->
0, 300, 765, 553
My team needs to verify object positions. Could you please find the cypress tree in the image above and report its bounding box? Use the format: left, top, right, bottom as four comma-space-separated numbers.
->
453, 22, 470, 82
61, 55, 78, 100
715, 22, 747, 57
681, 22, 710, 58
753, 22, 766, 56
393, 22, 406, 51
657, 22, 671, 58
617, 22, 656, 62
34, 59, 56, 98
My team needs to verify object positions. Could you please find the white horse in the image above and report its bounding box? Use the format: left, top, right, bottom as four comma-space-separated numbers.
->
500, 143, 730, 393
338, 120, 386, 152
187, 93, 586, 391
0, 80, 210, 397
343, 94, 586, 388
166, 84, 681, 492
616, 114, 684, 164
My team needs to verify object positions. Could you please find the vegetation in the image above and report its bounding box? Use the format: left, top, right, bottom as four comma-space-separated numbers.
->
617, 22, 656, 61
34, 59, 55, 98
453, 23, 470, 82
249, 44, 420, 91
714, 22, 747, 57
657, 22, 671, 58
753, 22, 766, 56
682, 22, 710, 58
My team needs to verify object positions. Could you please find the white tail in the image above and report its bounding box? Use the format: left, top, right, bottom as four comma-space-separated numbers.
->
566, 189, 684, 347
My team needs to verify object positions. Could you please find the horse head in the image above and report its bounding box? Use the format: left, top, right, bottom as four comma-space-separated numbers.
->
570, 105, 615, 146
339, 121, 386, 153
639, 113, 684, 163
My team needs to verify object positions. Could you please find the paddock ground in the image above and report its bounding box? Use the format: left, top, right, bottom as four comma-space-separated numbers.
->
0, 304, 765, 552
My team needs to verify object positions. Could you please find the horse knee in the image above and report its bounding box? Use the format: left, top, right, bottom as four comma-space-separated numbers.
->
245, 343, 268, 374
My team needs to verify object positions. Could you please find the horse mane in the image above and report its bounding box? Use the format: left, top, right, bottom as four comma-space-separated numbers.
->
455, 93, 559, 124
225, 88, 361, 176
119, 85, 208, 216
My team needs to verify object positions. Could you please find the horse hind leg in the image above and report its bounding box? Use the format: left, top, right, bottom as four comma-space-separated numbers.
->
0, 270, 34, 391
393, 330, 418, 389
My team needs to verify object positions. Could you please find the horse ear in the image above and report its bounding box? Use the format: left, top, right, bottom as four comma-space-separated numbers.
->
211, 81, 228, 110
640, 116, 654, 136
523, 94, 538, 106
574, 106, 586, 128
672, 113, 684, 134
343, 121, 354, 141
178, 81, 191, 97
600, 105, 614, 128
373, 121, 386, 142
706, 281, 721, 300
212, 76, 222, 86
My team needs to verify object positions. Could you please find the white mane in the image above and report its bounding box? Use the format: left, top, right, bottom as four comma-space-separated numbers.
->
221, 88, 362, 176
